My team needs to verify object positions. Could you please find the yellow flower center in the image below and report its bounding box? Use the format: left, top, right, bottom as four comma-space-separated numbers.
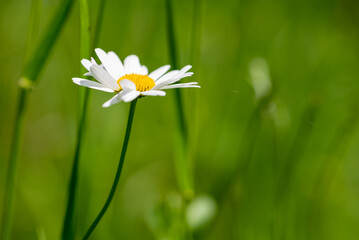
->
117, 74, 155, 92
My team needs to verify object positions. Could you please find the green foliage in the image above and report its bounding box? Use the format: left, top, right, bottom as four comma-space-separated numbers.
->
1, 0, 359, 239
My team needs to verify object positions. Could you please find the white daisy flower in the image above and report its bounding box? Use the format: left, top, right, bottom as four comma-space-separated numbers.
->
72, 48, 200, 107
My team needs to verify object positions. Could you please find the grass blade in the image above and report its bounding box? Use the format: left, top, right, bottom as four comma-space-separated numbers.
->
0, 89, 28, 240
24, 0, 41, 62
61, 0, 93, 238
1, 0, 74, 239
165, 0, 193, 198
21, 0, 74, 86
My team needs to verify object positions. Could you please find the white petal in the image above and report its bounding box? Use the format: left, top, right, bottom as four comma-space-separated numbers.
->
124, 55, 141, 74
72, 78, 115, 92
141, 90, 166, 96
177, 65, 192, 75
160, 82, 200, 90
155, 70, 179, 84
95, 48, 123, 80
180, 72, 194, 77
149, 65, 171, 80
164, 72, 194, 85
108, 51, 126, 77
81, 59, 92, 71
121, 90, 140, 102
91, 57, 98, 65
168, 65, 193, 82
154, 70, 193, 89
90, 64, 119, 90
102, 93, 123, 108
119, 79, 136, 90
84, 72, 92, 76
140, 65, 148, 75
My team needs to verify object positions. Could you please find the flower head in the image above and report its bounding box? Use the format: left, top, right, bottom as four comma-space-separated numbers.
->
72, 48, 200, 107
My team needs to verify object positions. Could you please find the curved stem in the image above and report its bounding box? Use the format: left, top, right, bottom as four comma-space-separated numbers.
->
82, 99, 138, 240
1, 88, 28, 240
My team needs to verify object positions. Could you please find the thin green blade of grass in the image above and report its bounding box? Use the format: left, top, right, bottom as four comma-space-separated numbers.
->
61, 0, 91, 239
213, 93, 273, 201
165, 0, 194, 199
92, 0, 106, 49
274, 100, 318, 239
0, 0, 42, 238
20, 0, 74, 87
187, 0, 203, 195
1, 0, 75, 239
306, 108, 358, 239
0, 88, 28, 240
189, 0, 203, 66
24, 0, 41, 63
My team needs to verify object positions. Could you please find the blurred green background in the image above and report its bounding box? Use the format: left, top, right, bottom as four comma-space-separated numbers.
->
1, 0, 359, 239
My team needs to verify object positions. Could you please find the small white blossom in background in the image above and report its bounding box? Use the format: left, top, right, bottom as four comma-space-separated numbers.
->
72, 48, 200, 107
186, 195, 217, 230
248, 57, 272, 100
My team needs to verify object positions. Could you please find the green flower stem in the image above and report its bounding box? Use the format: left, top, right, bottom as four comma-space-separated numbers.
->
61, 0, 91, 239
1, 0, 74, 239
1, 89, 28, 240
165, 0, 193, 198
82, 99, 138, 240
